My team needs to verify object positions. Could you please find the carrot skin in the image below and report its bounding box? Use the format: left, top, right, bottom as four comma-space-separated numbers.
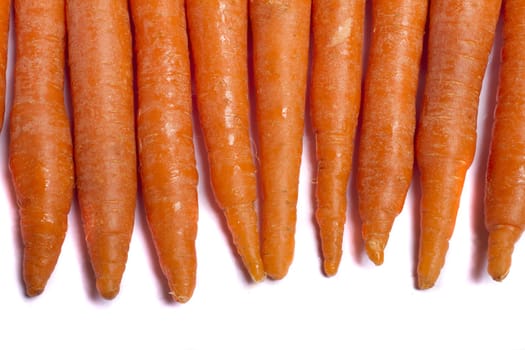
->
66, 0, 136, 299
0, 0, 9, 131
250, 0, 311, 280
484, 0, 525, 281
415, 0, 502, 289
186, 0, 264, 282
130, 0, 199, 302
9, 0, 73, 296
357, 0, 428, 265
310, 0, 365, 276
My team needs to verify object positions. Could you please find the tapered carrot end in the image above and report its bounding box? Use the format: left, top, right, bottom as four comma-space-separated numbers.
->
323, 259, 340, 277
261, 218, 295, 280
317, 220, 344, 277
23, 264, 53, 297
248, 263, 266, 283
165, 271, 196, 303
265, 264, 289, 280
262, 232, 295, 280
22, 229, 67, 298
25, 281, 46, 297
168, 284, 195, 304
487, 226, 522, 282
161, 254, 197, 303
488, 261, 510, 282
362, 220, 392, 266
416, 231, 450, 290
87, 232, 132, 300
171, 293, 192, 304
365, 238, 386, 266
96, 278, 121, 300
224, 203, 265, 283
417, 275, 436, 290
417, 263, 441, 290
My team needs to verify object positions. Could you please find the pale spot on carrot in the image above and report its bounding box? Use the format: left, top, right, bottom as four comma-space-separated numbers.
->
329, 18, 352, 48
281, 106, 289, 119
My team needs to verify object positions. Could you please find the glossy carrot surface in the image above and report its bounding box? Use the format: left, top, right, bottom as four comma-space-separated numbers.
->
310, 0, 365, 275
357, 0, 428, 265
67, 0, 136, 299
250, 0, 311, 280
415, 0, 502, 289
130, 0, 199, 302
187, 0, 264, 281
10, 0, 73, 297
484, 0, 525, 282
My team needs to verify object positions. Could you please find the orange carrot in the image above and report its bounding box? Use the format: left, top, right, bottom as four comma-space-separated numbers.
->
0, 0, 9, 131
129, 0, 199, 302
9, 0, 73, 297
310, 0, 365, 276
186, 0, 264, 282
66, 0, 136, 299
250, 0, 311, 280
484, 0, 525, 282
415, 0, 502, 289
357, 0, 428, 265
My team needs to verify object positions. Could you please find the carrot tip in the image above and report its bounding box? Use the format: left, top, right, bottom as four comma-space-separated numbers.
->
251, 271, 266, 283
172, 294, 191, 304
417, 275, 436, 290
490, 271, 509, 282
247, 262, 266, 283
96, 279, 121, 300
265, 266, 289, 281
263, 250, 293, 280
24, 271, 51, 297
25, 285, 45, 298
487, 227, 520, 282
365, 239, 385, 265
323, 259, 340, 277
488, 258, 511, 282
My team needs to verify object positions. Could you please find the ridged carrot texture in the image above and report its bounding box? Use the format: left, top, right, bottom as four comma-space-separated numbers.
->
484, 0, 525, 282
310, 0, 365, 276
250, 0, 311, 280
0, 0, 10, 131
415, 0, 502, 289
66, 0, 137, 299
186, 0, 264, 282
9, 0, 73, 297
357, 0, 428, 266
130, 0, 199, 303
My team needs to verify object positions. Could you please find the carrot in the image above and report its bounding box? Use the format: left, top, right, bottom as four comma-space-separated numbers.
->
0, 0, 9, 131
357, 0, 428, 265
415, 0, 502, 289
186, 0, 264, 282
129, 0, 199, 302
484, 0, 525, 282
66, 0, 136, 299
310, 0, 365, 276
9, 0, 73, 297
250, 0, 311, 280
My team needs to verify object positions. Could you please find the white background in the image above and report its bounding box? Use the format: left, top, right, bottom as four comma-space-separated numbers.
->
1, 5, 524, 350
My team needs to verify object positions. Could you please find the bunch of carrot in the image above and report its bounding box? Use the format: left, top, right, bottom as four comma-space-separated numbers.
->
5, 0, 522, 301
